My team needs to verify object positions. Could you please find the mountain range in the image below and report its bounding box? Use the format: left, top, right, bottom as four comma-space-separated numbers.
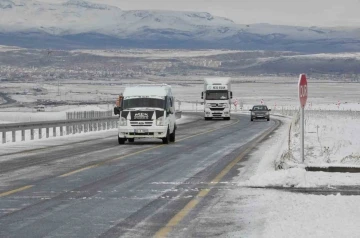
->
0, 0, 360, 52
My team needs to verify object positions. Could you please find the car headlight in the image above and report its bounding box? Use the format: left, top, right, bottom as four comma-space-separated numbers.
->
156, 116, 165, 126
119, 117, 127, 126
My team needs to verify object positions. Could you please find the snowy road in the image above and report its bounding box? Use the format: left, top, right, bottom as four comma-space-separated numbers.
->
0, 113, 279, 238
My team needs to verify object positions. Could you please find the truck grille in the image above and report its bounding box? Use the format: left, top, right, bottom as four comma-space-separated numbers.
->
210, 103, 226, 107
212, 113, 223, 117
210, 108, 224, 111
130, 121, 153, 127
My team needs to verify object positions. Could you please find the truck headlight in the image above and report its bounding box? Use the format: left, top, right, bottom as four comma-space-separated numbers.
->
156, 116, 165, 126
119, 117, 127, 126
205, 104, 210, 108
224, 104, 229, 108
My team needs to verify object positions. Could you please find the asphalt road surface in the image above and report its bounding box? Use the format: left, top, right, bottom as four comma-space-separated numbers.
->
0, 113, 279, 238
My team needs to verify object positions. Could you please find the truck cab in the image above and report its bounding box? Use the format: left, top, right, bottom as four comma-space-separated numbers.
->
202, 78, 232, 120
117, 84, 176, 144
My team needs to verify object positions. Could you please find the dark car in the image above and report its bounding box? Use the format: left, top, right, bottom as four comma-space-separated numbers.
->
250, 105, 271, 121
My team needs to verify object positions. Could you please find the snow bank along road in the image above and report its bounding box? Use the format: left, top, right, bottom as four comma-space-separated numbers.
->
0, 113, 279, 238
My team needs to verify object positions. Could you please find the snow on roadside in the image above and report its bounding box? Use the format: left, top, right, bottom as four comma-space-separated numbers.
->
228, 114, 360, 238
277, 110, 360, 167
239, 112, 360, 188
234, 189, 360, 238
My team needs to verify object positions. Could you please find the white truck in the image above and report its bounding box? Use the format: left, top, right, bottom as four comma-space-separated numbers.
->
115, 84, 177, 145
202, 78, 232, 120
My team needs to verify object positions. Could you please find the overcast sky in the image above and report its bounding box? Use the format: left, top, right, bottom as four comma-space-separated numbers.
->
41, 0, 360, 27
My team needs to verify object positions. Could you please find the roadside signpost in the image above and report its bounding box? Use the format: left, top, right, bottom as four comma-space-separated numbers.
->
298, 74, 308, 163
234, 99, 238, 111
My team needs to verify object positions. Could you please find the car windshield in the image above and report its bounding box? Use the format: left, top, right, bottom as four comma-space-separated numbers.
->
123, 98, 165, 110
252, 106, 268, 111
205, 91, 228, 100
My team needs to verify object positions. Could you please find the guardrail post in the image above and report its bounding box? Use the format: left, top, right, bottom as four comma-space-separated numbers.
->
12, 130, 16, 142
60, 126, 64, 136
31, 129, 34, 140
2, 132, 6, 144
46, 128, 50, 138
39, 128, 42, 139
22, 130, 25, 141
53, 127, 57, 137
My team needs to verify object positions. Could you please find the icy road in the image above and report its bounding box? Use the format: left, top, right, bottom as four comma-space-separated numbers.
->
0, 113, 279, 238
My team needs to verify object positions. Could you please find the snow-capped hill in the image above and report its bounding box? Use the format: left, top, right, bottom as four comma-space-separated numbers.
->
61, 0, 118, 10
0, 0, 15, 9
0, 0, 359, 52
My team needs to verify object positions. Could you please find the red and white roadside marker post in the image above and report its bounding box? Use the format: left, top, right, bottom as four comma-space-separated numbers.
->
234, 98, 238, 112
298, 74, 308, 163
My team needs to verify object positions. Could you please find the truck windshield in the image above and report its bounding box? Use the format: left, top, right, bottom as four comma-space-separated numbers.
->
123, 98, 165, 110
205, 91, 228, 100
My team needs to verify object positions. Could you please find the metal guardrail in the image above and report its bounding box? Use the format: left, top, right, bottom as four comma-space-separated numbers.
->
0, 111, 182, 144
0, 116, 119, 144
66, 110, 113, 120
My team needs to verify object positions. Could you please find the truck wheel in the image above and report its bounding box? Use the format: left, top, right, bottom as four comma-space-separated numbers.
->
170, 129, 176, 142
118, 137, 126, 144
224, 117, 230, 120
128, 138, 135, 143
267, 117, 270, 121
251, 118, 253, 121
205, 117, 212, 121
162, 129, 170, 144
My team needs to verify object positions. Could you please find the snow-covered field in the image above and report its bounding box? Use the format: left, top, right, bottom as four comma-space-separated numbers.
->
72, 49, 242, 59
2, 77, 360, 108
216, 113, 360, 238
223, 188, 360, 238
241, 110, 360, 188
